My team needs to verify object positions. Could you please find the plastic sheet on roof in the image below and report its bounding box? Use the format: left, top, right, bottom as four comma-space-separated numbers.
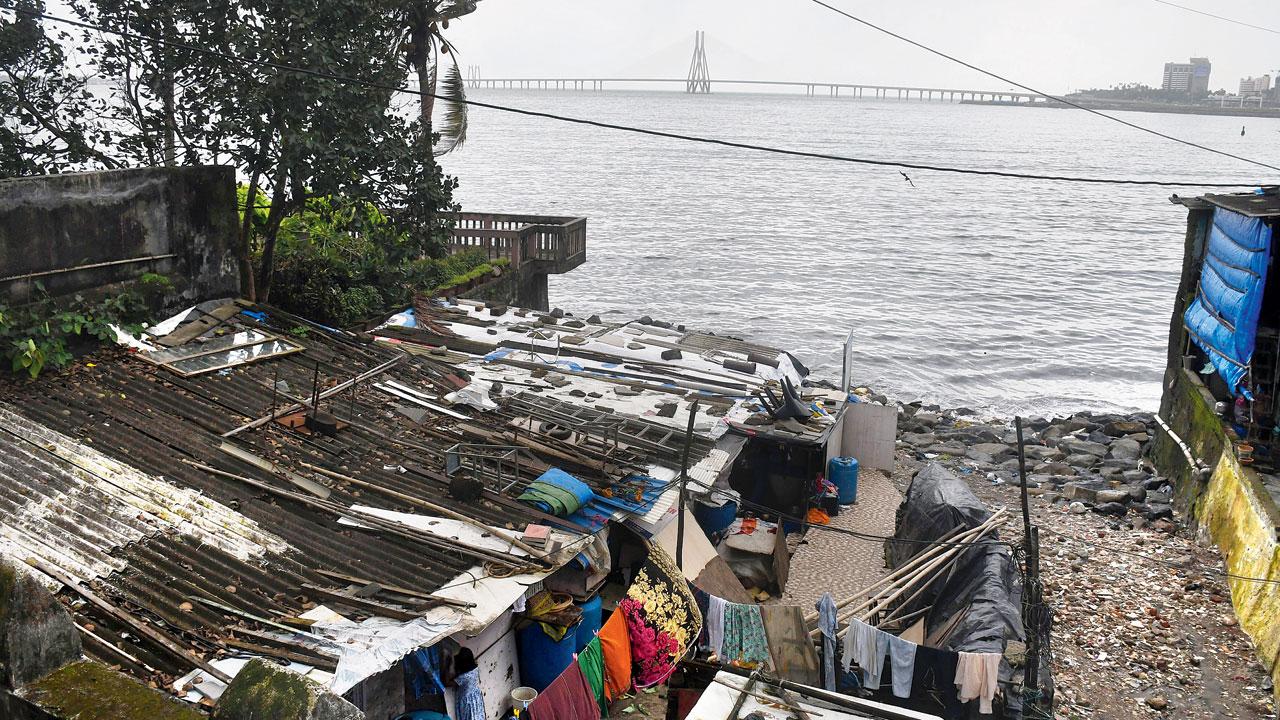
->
1184, 207, 1273, 397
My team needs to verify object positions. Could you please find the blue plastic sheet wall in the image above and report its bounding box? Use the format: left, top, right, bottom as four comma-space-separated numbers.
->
1183, 207, 1273, 397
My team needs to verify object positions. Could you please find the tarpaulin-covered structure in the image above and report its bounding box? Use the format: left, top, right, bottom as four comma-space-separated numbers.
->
1183, 205, 1274, 397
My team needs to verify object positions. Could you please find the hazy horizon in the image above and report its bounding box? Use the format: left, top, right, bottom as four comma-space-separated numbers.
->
443, 0, 1279, 95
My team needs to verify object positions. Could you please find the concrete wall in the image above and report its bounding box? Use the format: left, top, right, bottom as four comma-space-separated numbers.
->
0, 167, 240, 307
459, 267, 550, 311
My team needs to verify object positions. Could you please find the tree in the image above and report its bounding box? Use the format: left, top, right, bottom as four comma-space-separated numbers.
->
403, 0, 477, 153
0, 0, 116, 177
181, 0, 420, 300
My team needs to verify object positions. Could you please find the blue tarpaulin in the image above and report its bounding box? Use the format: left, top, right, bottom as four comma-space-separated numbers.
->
1184, 207, 1273, 397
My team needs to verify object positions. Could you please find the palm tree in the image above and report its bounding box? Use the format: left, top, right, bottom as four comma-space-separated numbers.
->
405, 0, 477, 155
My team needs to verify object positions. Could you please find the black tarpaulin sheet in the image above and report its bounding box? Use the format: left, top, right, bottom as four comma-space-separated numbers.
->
885, 463, 1027, 720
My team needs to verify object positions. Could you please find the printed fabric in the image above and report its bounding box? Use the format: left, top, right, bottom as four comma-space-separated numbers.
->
597, 610, 633, 700
722, 602, 771, 668
577, 637, 609, 714
886, 633, 917, 699
704, 595, 727, 657
841, 618, 888, 690
955, 651, 1001, 714
912, 645, 963, 718
453, 667, 486, 720
526, 661, 600, 720
619, 542, 702, 687
816, 593, 838, 691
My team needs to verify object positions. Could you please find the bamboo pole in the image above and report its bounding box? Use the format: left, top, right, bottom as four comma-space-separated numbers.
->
299, 461, 546, 560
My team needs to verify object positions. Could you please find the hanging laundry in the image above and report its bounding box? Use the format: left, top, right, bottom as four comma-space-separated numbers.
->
761, 604, 821, 686
619, 543, 702, 687
886, 634, 917, 699
816, 593, 838, 691
704, 595, 726, 657
912, 645, 963, 718
453, 667, 486, 720
404, 645, 446, 698
721, 602, 770, 668
577, 637, 609, 714
526, 661, 600, 720
840, 618, 888, 690
597, 611, 632, 701
955, 651, 1001, 714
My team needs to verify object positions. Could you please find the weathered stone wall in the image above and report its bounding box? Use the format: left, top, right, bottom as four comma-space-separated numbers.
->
0, 559, 82, 689
459, 266, 550, 311
0, 167, 240, 307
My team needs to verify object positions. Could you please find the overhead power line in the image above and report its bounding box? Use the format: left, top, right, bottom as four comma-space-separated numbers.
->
3, 5, 1272, 188
1151, 0, 1280, 35
803, 0, 1280, 174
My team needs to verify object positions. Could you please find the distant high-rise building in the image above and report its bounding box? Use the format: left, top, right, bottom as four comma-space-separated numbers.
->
1239, 75, 1271, 97
1162, 57, 1212, 94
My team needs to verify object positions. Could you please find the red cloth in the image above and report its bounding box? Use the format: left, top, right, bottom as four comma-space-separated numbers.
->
526, 661, 600, 720
598, 610, 633, 701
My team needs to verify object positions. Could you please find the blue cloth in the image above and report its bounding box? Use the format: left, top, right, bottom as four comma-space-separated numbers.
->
520, 468, 595, 516
566, 475, 668, 531
1184, 207, 1273, 397
816, 593, 838, 691
453, 668, 485, 720
404, 646, 446, 697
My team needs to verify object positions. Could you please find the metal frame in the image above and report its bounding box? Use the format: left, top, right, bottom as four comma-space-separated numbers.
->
140, 330, 304, 377
445, 444, 524, 492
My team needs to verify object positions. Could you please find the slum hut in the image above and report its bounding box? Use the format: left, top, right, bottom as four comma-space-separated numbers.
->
0, 295, 875, 718
1158, 186, 1280, 696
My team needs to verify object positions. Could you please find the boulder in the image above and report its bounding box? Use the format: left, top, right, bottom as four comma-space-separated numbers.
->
1103, 420, 1148, 437
1039, 425, 1068, 446
913, 412, 941, 427
925, 443, 968, 457
971, 443, 1016, 461
1121, 469, 1149, 484
1063, 480, 1110, 503
1033, 461, 1076, 477
1143, 503, 1174, 521
1063, 453, 1101, 468
1108, 438, 1142, 460
1059, 438, 1109, 457
1095, 489, 1132, 504
1024, 445, 1064, 462
900, 432, 937, 448
1126, 485, 1148, 502
1092, 501, 1129, 516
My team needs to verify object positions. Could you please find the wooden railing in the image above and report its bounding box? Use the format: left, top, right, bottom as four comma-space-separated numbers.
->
448, 213, 587, 268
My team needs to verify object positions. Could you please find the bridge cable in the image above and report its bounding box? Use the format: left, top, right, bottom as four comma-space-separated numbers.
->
803, 0, 1280, 173
1150, 0, 1280, 35
5, 5, 1272, 188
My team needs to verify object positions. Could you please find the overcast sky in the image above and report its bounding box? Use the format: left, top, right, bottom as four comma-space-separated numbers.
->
443, 0, 1279, 94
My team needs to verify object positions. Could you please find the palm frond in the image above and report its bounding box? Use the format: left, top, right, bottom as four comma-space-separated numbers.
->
437, 1, 480, 22
434, 59, 468, 155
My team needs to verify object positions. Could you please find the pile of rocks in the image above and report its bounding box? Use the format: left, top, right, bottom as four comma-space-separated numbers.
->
897, 405, 1175, 527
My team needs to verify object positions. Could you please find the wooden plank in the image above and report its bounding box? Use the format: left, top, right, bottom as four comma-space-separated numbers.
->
301, 583, 423, 621
154, 303, 241, 347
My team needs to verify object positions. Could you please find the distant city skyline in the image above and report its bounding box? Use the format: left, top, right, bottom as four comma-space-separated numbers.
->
443, 0, 1279, 95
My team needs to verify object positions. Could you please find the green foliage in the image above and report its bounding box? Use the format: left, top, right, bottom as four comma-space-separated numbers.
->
0, 290, 144, 379
262, 191, 490, 328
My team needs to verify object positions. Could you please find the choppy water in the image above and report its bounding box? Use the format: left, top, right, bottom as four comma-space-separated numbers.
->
441, 89, 1280, 416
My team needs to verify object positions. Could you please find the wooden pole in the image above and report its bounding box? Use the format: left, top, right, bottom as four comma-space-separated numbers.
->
677, 399, 701, 569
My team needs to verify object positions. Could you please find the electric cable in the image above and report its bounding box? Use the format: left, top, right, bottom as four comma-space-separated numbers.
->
2, 5, 1271, 189
804, 0, 1280, 174
1150, 0, 1280, 35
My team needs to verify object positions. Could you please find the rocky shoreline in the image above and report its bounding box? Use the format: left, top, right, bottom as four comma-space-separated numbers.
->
895, 403, 1175, 527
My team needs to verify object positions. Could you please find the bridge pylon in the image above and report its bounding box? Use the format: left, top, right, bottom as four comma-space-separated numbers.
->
686, 31, 711, 94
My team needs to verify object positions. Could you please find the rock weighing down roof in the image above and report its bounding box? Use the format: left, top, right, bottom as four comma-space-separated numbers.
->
0, 297, 824, 703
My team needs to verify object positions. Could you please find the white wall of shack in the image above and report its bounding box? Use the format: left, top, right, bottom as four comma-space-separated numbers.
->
445, 608, 521, 720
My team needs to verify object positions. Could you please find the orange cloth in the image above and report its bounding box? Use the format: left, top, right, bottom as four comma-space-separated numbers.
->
598, 610, 632, 700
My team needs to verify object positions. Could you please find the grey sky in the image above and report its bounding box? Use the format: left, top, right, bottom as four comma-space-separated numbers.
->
444, 0, 1279, 94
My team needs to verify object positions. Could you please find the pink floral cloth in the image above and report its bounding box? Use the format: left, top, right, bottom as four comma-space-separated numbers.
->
620, 543, 702, 687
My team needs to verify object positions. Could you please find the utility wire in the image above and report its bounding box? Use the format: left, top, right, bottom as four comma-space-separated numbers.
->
1150, 0, 1280, 35
4, 5, 1271, 189
804, 0, 1280, 174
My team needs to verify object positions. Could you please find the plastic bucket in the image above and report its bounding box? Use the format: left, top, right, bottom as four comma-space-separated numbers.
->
516, 621, 576, 692
829, 456, 860, 504
693, 498, 738, 536
575, 595, 603, 652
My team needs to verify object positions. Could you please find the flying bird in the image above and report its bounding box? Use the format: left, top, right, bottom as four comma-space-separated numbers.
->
900, 171, 916, 188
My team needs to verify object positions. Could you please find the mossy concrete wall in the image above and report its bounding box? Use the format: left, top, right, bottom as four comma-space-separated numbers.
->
459, 266, 550, 311
0, 558, 82, 689
1155, 367, 1280, 696
21, 661, 204, 720
213, 658, 362, 720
